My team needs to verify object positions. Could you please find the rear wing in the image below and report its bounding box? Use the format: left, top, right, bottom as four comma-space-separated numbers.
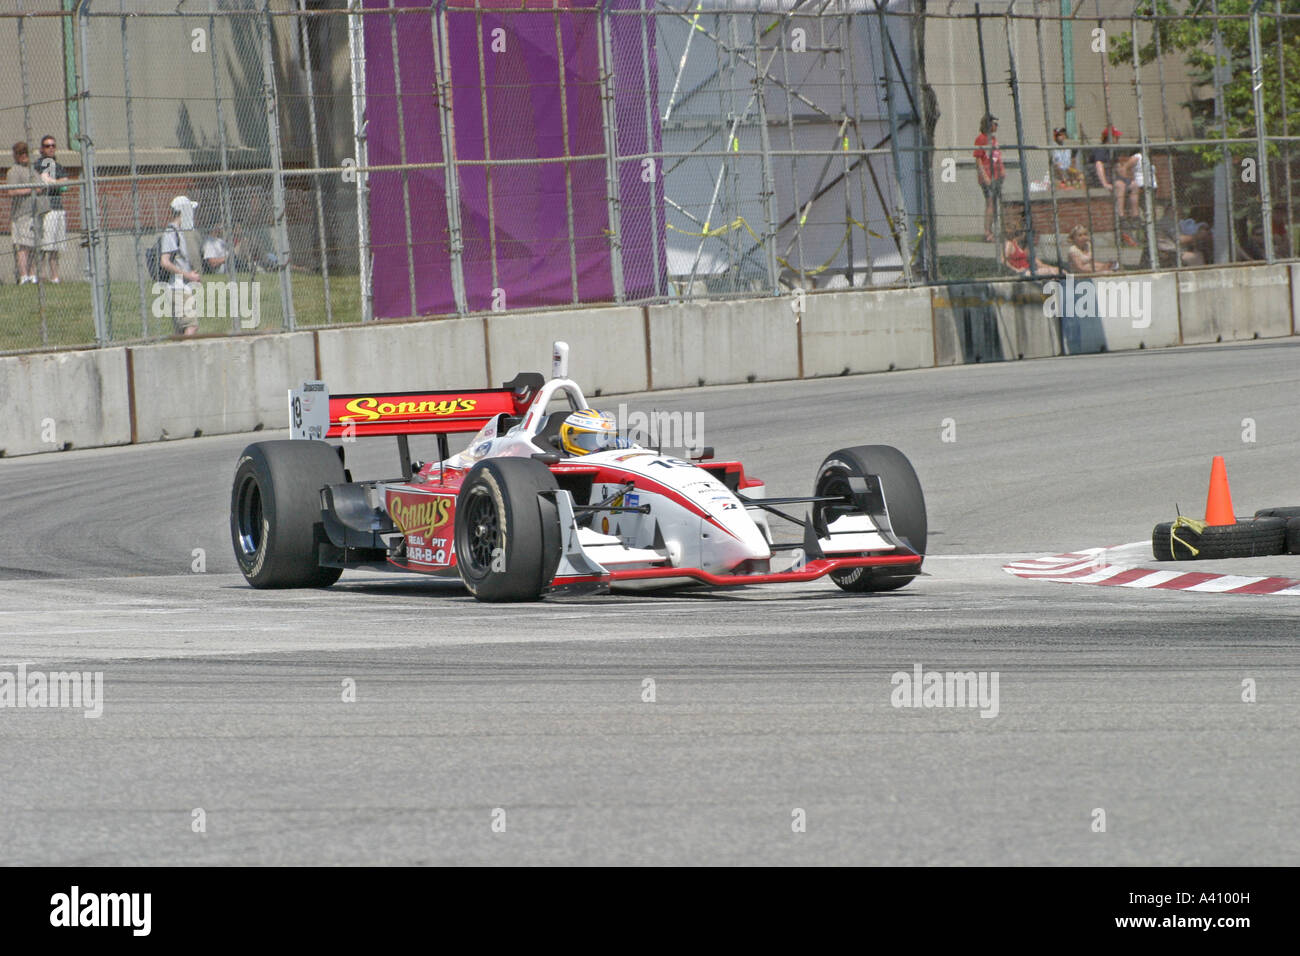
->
289, 373, 543, 441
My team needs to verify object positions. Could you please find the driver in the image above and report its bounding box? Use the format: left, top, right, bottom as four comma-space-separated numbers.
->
559, 408, 631, 456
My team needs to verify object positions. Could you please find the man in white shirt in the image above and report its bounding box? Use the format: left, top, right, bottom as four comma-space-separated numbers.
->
160, 195, 201, 335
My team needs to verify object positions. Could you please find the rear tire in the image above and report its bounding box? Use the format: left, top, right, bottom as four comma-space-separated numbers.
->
814, 445, 926, 593
1254, 506, 1300, 519
1251, 509, 1300, 553
454, 458, 561, 602
1151, 517, 1287, 561
230, 440, 344, 588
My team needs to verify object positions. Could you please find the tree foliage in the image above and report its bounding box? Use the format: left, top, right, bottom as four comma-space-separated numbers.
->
1108, 0, 1300, 165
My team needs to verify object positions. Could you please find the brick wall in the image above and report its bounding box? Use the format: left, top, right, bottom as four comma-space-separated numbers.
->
1005, 153, 1174, 237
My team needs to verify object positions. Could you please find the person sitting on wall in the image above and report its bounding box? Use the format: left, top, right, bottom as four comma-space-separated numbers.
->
1050, 128, 1085, 189
1003, 220, 1062, 277
1065, 225, 1118, 274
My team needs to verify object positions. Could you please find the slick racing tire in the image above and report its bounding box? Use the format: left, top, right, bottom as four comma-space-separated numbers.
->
1254, 506, 1300, 519
1151, 516, 1287, 561
814, 445, 926, 593
1253, 508, 1300, 554
231, 440, 344, 588
454, 457, 562, 602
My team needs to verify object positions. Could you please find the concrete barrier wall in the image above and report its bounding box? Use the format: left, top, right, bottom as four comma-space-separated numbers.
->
485, 307, 646, 396
647, 298, 798, 389
931, 283, 1013, 366
800, 288, 933, 377
1291, 264, 1300, 334
985, 281, 1060, 360
6, 263, 1297, 457
1058, 272, 1182, 354
1178, 265, 1292, 344
130, 332, 315, 442
0, 348, 131, 457
317, 317, 488, 393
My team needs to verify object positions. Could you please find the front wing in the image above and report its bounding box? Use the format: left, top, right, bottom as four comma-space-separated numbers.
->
545, 489, 921, 590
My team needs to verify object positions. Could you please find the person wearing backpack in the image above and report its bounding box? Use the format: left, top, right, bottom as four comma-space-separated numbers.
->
155, 196, 201, 335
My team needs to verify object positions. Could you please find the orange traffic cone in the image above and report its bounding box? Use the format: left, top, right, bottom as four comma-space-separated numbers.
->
1203, 456, 1236, 526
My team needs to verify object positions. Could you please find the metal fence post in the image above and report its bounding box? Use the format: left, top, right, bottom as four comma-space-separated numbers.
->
876, 1, 912, 284
347, 0, 373, 322
1005, 8, 1037, 275
597, 0, 626, 302
1248, 1, 1273, 262
1152, 5, 1183, 271
17, 0, 49, 343
1278, 1, 1293, 253
752, 13, 779, 295
76, 0, 109, 347
122, 8, 149, 339
473, 7, 500, 299
208, 0, 236, 306
553, 7, 581, 305
1210, 0, 1236, 263
298, 0, 333, 324
640, 0, 662, 300
1034, 12, 1064, 271
260, 0, 296, 330
1130, 14, 1158, 270
431, 0, 467, 315
386, 0, 418, 316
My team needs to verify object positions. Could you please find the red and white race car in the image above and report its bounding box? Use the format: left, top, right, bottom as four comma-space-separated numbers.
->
230, 343, 926, 600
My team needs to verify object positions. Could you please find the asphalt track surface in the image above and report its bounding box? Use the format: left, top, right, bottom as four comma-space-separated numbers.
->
2, 339, 1299, 865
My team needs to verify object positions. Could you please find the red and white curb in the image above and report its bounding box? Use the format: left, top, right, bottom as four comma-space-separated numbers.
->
1002, 543, 1300, 595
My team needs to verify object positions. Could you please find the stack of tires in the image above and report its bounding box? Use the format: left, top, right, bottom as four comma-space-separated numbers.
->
1152, 508, 1300, 561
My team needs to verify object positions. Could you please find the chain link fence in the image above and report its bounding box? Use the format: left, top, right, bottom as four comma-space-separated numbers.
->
2, 1, 1296, 353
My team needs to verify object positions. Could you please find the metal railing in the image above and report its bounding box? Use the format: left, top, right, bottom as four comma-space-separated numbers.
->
1, 1, 1295, 354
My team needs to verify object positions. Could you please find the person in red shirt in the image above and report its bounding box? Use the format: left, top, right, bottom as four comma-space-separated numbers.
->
1003, 221, 1061, 277
974, 114, 1005, 242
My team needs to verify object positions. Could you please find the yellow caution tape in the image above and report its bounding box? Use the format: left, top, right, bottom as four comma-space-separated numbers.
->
1169, 515, 1207, 557
666, 214, 922, 278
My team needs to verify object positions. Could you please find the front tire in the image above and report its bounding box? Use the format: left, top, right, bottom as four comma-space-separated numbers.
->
230, 440, 344, 588
454, 458, 561, 602
814, 445, 926, 593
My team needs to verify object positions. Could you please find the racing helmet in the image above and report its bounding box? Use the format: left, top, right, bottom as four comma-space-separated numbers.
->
559, 408, 627, 457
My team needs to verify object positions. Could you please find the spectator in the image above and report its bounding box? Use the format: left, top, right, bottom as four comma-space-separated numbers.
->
974, 114, 1005, 243
1085, 125, 1117, 190
1050, 128, 1084, 189
1238, 208, 1289, 262
159, 196, 201, 335
202, 223, 231, 273
1270, 204, 1291, 259
1087, 127, 1136, 246
1124, 150, 1156, 220
1174, 217, 1212, 266
1065, 225, 1117, 274
6, 141, 42, 284
33, 135, 71, 283
1004, 220, 1061, 277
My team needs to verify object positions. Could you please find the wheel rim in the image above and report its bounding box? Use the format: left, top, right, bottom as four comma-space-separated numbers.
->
463, 487, 501, 570
815, 469, 856, 528
818, 467, 872, 585
235, 475, 264, 558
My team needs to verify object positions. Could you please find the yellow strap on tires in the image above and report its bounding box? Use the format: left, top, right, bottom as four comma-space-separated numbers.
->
1170, 515, 1207, 557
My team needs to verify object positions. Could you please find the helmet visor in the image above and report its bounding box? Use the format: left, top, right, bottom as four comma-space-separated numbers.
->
569, 428, 617, 454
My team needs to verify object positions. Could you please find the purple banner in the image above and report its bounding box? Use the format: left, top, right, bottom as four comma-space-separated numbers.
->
362, 0, 662, 318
